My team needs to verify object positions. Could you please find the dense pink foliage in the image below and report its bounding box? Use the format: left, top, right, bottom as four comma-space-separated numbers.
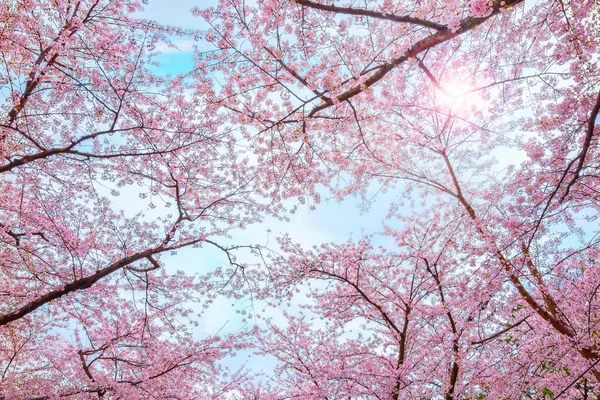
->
0, 0, 268, 397
1, 0, 600, 398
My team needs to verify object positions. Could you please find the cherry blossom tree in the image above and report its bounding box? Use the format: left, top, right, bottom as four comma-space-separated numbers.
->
3, 0, 600, 398
201, 0, 600, 398
251, 219, 510, 399
0, 0, 274, 398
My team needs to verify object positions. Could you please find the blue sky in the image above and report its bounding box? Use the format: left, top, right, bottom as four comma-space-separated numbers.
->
138, 0, 208, 76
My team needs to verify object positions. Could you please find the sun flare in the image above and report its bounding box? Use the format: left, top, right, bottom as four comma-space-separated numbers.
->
437, 78, 480, 110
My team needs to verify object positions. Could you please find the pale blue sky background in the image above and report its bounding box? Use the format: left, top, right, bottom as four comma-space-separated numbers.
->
141, 0, 208, 76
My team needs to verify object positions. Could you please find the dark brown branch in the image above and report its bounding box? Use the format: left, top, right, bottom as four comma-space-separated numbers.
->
293, 0, 447, 30
1, 223, 49, 246
560, 90, 600, 202
471, 316, 529, 345
391, 308, 410, 400
77, 350, 95, 382
0, 247, 161, 327
310, 267, 404, 337
125, 256, 161, 273
3, 5, 86, 135
555, 358, 600, 399
423, 258, 459, 400
0, 126, 141, 173
417, 58, 444, 91
442, 151, 578, 339
524, 90, 600, 260
263, 46, 330, 102
0, 213, 222, 327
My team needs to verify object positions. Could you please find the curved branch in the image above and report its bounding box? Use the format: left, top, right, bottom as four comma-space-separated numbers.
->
293, 0, 447, 30
471, 316, 529, 345
0, 247, 161, 327
560, 89, 600, 201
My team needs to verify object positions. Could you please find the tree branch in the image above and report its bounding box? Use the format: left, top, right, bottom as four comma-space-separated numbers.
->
293, 0, 447, 30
